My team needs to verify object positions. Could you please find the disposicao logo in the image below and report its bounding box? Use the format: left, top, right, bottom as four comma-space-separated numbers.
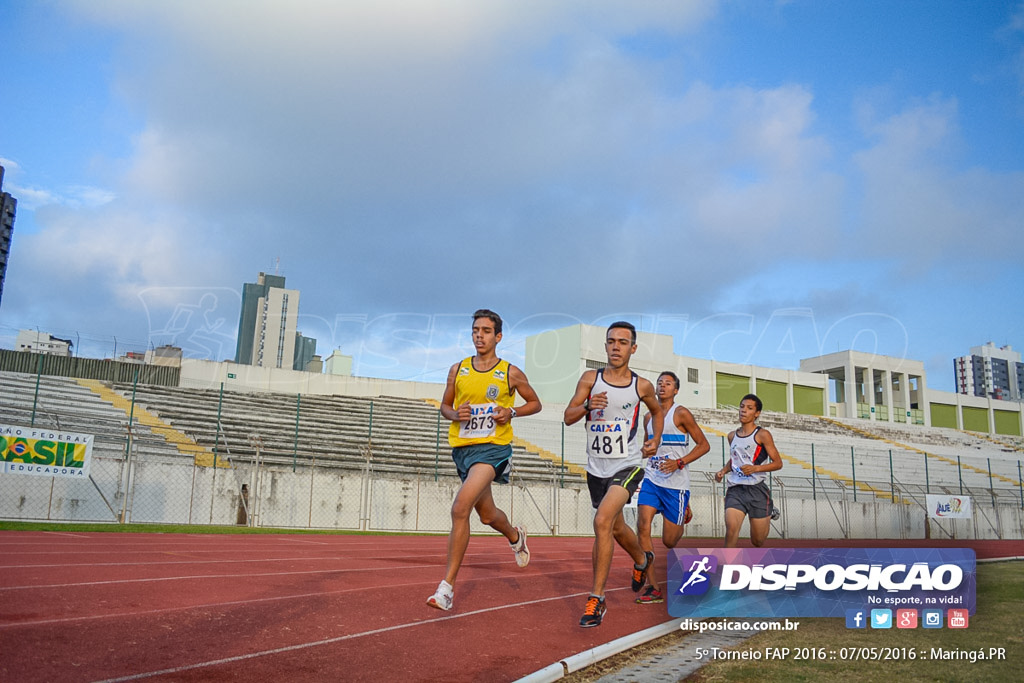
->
667, 548, 975, 619
677, 555, 718, 596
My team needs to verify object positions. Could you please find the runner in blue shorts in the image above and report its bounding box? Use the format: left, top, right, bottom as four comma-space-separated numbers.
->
714, 394, 783, 548
634, 371, 709, 603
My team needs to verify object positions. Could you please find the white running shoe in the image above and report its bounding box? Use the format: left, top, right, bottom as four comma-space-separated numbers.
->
426, 580, 454, 611
510, 526, 530, 568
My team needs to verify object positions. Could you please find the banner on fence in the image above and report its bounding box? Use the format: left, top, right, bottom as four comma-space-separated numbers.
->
926, 494, 972, 519
667, 547, 976, 618
0, 424, 94, 478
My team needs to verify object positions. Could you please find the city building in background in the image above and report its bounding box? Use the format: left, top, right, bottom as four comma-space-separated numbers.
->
234, 271, 315, 370
324, 349, 353, 376
15, 329, 73, 356
145, 344, 184, 367
0, 164, 17, 309
293, 332, 317, 372
955, 342, 1023, 402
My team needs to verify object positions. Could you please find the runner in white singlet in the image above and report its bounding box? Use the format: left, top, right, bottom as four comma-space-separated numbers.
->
634, 371, 709, 603
714, 394, 783, 548
564, 322, 663, 628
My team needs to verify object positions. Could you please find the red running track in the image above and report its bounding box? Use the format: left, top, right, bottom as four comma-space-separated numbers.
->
0, 532, 1021, 683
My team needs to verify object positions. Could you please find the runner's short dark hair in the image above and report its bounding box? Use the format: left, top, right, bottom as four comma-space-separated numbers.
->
741, 393, 763, 412
658, 371, 680, 390
472, 309, 502, 334
607, 321, 636, 344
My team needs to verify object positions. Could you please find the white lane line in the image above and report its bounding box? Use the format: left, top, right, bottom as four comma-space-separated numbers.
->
0, 544, 444, 556
1, 568, 596, 629
0, 550, 583, 571
0, 553, 448, 568
0, 577, 439, 628
0, 556, 596, 592
91, 587, 630, 683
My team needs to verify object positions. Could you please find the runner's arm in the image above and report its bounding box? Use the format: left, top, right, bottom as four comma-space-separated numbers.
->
751, 428, 783, 473
714, 430, 735, 481
496, 364, 542, 424
666, 407, 709, 471
638, 378, 662, 456
439, 363, 470, 422
563, 370, 597, 425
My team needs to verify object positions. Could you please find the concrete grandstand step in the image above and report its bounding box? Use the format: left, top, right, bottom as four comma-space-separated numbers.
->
92, 381, 577, 483
77, 379, 225, 468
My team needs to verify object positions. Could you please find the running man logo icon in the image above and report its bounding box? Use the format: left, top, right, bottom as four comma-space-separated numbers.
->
677, 555, 718, 595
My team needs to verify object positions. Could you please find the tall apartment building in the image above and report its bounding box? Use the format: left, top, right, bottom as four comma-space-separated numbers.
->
293, 332, 317, 371
954, 342, 1024, 402
234, 272, 300, 369
0, 165, 17, 309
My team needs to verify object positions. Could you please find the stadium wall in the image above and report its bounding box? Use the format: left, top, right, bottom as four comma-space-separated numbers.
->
0, 349, 179, 385
178, 358, 443, 399
3, 454, 1020, 539
793, 384, 825, 416
995, 410, 1022, 437
525, 325, 828, 414
931, 402, 958, 429
927, 388, 1024, 435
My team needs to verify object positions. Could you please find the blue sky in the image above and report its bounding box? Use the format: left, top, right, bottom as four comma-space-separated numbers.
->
1, 0, 1022, 391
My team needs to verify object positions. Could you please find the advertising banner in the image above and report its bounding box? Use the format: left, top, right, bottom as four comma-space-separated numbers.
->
926, 494, 972, 519
0, 424, 94, 479
668, 547, 975, 618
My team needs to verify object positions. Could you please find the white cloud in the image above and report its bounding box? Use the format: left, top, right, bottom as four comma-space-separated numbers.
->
4, 0, 1015, 379
856, 96, 1024, 260
36, 0, 843, 324
0, 155, 114, 211
15, 204, 219, 307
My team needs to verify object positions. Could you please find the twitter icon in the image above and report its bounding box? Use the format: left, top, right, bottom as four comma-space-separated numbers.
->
871, 609, 892, 629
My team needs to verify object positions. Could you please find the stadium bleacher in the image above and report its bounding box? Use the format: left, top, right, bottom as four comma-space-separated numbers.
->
3, 370, 1021, 537
98, 380, 578, 484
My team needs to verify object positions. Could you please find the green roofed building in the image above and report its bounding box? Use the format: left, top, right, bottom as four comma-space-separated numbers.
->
524, 324, 1024, 437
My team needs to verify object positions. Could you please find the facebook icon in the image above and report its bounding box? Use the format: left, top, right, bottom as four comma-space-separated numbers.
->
845, 609, 866, 629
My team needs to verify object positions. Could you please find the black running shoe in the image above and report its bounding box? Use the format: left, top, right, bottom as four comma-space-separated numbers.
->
631, 551, 654, 592
579, 595, 607, 627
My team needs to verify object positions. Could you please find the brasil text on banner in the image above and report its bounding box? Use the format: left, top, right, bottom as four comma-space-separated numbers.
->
0, 424, 94, 478
668, 547, 975, 618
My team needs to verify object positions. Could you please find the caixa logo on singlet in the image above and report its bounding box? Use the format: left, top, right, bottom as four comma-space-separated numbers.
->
677, 555, 717, 595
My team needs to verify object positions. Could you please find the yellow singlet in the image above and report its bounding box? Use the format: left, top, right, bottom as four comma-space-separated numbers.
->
447, 357, 515, 447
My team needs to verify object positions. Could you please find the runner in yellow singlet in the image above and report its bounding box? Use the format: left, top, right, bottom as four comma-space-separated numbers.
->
426, 309, 542, 611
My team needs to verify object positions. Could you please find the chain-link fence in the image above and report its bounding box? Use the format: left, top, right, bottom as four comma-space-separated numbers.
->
3, 450, 1023, 541
2, 371, 1023, 540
